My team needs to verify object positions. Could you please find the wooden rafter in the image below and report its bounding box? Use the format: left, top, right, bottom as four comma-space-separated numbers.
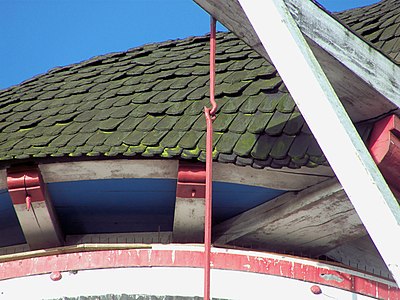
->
193, 0, 399, 122
213, 178, 365, 256
7, 166, 63, 250
235, 0, 400, 284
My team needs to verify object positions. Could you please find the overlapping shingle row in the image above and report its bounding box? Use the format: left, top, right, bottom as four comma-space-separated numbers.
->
336, 0, 400, 64
0, 32, 328, 169
3, 0, 392, 171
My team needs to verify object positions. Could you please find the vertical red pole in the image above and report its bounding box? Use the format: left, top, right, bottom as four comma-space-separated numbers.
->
204, 16, 216, 300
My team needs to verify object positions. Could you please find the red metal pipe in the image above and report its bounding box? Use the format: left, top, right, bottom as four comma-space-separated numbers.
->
204, 16, 217, 300
208, 18, 217, 117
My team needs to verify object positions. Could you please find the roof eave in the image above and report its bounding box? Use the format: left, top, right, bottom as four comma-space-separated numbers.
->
193, 0, 400, 122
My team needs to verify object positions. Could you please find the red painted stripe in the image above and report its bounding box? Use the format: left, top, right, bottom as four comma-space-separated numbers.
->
0, 248, 398, 299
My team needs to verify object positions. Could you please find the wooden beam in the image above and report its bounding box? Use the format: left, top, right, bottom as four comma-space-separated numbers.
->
326, 235, 392, 279
213, 163, 332, 191
173, 198, 205, 242
237, 0, 400, 283
0, 168, 6, 190
39, 160, 179, 182
7, 166, 63, 250
65, 232, 172, 245
214, 179, 366, 255
193, 0, 398, 122
285, 0, 400, 108
173, 162, 206, 243
36, 160, 332, 191
369, 115, 400, 199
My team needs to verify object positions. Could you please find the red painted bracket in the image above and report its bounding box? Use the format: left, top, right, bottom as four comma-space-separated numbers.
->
176, 161, 206, 198
369, 114, 400, 198
7, 166, 46, 210
7, 165, 63, 249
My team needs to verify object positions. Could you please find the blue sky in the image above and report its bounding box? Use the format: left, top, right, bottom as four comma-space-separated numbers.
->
0, 0, 379, 90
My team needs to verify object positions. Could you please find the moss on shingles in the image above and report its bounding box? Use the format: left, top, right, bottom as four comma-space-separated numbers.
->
5, 28, 378, 169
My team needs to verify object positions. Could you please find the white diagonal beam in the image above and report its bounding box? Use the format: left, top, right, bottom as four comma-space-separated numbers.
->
238, 0, 400, 285
285, 0, 400, 108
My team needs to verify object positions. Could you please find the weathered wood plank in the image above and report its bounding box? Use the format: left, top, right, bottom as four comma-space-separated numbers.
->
37, 160, 332, 191
39, 160, 179, 182
173, 197, 205, 243
213, 163, 333, 191
235, 191, 365, 256
213, 178, 365, 256
237, 0, 400, 283
285, 0, 400, 109
326, 235, 392, 279
193, 0, 399, 122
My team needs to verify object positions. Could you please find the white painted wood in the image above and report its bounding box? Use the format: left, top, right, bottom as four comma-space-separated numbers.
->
285, 0, 400, 108
238, 0, 400, 284
173, 197, 205, 243
213, 163, 332, 190
193, 0, 398, 122
39, 160, 179, 182
14, 202, 62, 250
38, 160, 331, 190
214, 178, 366, 255
0, 266, 378, 300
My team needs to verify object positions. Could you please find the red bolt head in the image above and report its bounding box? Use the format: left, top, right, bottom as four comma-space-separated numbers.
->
25, 195, 32, 211
50, 271, 62, 281
310, 285, 322, 295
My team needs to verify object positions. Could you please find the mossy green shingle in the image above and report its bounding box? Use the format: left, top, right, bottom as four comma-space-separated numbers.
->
2, 23, 385, 168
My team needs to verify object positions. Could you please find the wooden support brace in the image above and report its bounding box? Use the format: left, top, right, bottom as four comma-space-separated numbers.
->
173, 161, 206, 243
213, 178, 367, 256
238, 0, 400, 285
7, 166, 63, 250
369, 115, 400, 199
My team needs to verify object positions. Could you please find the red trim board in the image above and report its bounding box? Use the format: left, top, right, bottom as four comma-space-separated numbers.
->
0, 246, 398, 299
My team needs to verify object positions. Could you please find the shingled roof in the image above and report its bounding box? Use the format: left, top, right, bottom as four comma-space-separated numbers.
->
0, 32, 328, 169
0, 0, 395, 170
336, 0, 400, 64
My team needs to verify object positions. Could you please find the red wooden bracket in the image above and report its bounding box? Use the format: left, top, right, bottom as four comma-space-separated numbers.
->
7, 166, 45, 209
7, 165, 63, 249
369, 114, 400, 198
176, 161, 206, 198
173, 161, 207, 243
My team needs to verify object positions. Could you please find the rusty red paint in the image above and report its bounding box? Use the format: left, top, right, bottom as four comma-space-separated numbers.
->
369, 114, 400, 198
7, 166, 46, 206
176, 161, 206, 199
0, 248, 398, 299
203, 16, 217, 300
